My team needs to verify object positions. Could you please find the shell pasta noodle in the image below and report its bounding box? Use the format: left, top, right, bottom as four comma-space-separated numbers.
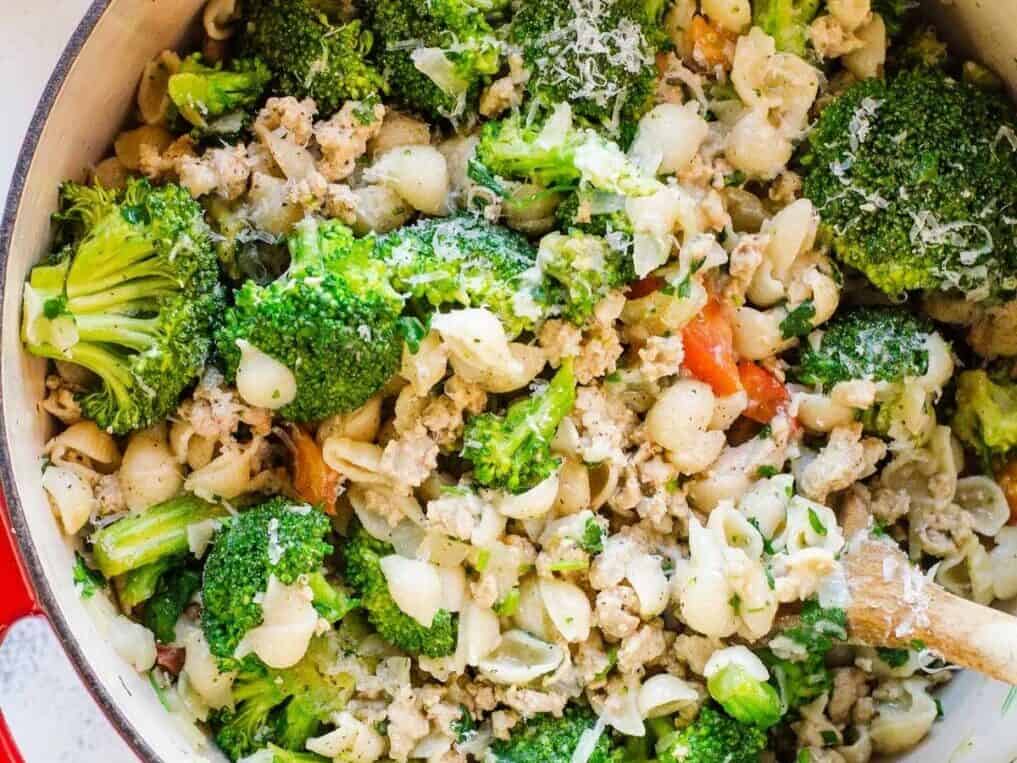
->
22, 0, 1017, 761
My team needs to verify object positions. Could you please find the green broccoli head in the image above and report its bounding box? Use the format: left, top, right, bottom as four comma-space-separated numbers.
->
751, 0, 822, 56
537, 231, 635, 324
462, 359, 576, 494
706, 664, 783, 730
802, 67, 1017, 299
168, 54, 271, 136
657, 705, 768, 763
259, 746, 329, 763
475, 110, 661, 197
342, 522, 457, 657
510, 0, 665, 132
210, 638, 354, 761
374, 214, 544, 338
488, 703, 623, 763
793, 307, 933, 387
759, 599, 847, 712
21, 180, 223, 435
367, 0, 501, 121
200, 498, 335, 661
216, 218, 402, 423
240, 0, 385, 115
952, 370, 1017, 460
555, 189, 634, 239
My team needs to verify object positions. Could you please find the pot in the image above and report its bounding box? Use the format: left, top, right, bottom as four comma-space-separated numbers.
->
1, 1, 1016, 761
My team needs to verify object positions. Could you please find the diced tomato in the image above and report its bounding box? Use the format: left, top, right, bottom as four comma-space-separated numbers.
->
996, 458, 1017, 525
682, 299, 742, 396
289, 425, 341, 515
686, 15, 736, 69
738, 362, 790, 423
626, 275, 666, 299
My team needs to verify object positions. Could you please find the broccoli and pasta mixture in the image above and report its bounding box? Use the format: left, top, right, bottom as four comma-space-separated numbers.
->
27, 0, 1017, 761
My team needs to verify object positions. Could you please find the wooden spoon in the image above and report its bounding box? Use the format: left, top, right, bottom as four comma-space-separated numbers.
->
841, 531, 1017, 685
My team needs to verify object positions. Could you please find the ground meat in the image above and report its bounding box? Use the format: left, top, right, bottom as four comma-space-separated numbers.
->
177, 144, 250, 200
426, 493, 480, 541
617, 623, 667, 675
828, 668, 870, 725
724, 233, 768, 301
608, 466, 643, 515
638, 335, 685, 382
575, 633, 612, 686
499, 687, 569, 718
95, 474, 126, 515
968, 300, 1017, 358
799, 424, 886, 504
421, 397, 465, 450
138, 135, 196, 181
574, 324, 624, 385
155, 645, 185, 675
256, 96, 317, 145
539, 320, 583, 365
595, 585, 641, 640
490, 710, 519, 740
769, 170, 803, 205
314, 100, 385, 181
810, 14, 865, 59
324, 183, 358, 225
386, 688, 430, 761
445, 375, 487, 415
572, 386, 638, 466
672, 634, 726, 676
41, 375, 82, 425
913, 501, 974, 558
479, 54, 529, 117
379, 427, 439, 491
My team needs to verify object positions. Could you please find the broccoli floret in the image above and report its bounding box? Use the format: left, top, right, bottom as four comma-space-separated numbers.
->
802, 67, 1017, 299
217, 217, 402, 423
167, 54, 271, 136
343, 522, 457, 657
203, 197, 289, 284
119, 557, 175, 610
510, 0, 666, 133
897, 25, 949, 68
751, 0, 822, 56
760, 599, 847, 712
210, 638, 354, 761
873, 0, 915, 37
240, 0, 385, 115
142, 566, 202, 644
793, 307, 932, 387
706, 663, 782, 729
367, 0, 502, 121
488, 703, 622, 763
537, 232, 635, 323
952, 370, 1017, 460
91, 494, 228, 578
374, 214, 544, 338
474, 109, 661, 197
200, 498, 346, 661
555, 189, 634, 239
462, 359, 576, 493
259, 746, 329, 763
656, 705, 767, 763
21, 180, 223, 435
72, 553, 105, 599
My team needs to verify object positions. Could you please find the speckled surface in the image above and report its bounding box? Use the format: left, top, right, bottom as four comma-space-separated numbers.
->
0, 2, 137, 760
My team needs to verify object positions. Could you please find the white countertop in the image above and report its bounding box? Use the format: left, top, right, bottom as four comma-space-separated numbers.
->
0, 2, 138, 760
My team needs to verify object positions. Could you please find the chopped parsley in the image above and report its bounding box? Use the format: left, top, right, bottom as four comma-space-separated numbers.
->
756, 465, 779, 478
578, 517, 605, 554
780, 299, 817, 339
808, 507, 828, 536
72, 553, 105, 599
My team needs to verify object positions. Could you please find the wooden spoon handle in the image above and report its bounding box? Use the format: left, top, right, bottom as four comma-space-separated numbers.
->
844, 536, 1017, 684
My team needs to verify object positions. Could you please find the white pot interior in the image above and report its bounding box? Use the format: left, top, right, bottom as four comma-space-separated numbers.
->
1, 1, 1016, 761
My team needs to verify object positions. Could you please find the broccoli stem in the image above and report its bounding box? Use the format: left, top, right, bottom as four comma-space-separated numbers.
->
118, 557, 174, 610
92, 495, 228, 577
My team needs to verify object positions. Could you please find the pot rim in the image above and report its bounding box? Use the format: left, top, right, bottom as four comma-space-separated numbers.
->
0, 2, 162, 760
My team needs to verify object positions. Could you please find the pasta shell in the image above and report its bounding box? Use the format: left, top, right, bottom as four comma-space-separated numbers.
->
495, 473, 560, 520
637, 674, 700, 719
379, 555, 443, 627
476, 629, 564, 685
458, 600, 501, 666
539, 578, 592, 643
